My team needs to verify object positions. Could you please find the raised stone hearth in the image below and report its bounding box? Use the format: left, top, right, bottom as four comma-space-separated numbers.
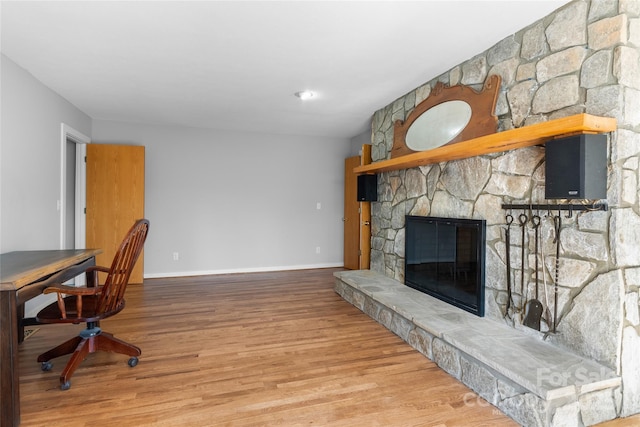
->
335, 270, 621, 427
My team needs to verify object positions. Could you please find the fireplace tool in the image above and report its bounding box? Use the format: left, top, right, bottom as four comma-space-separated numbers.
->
552, 212, 562, 334
523, 214, 544, 330
539, 218, 553, 329
504, 213, 515, 319
518, 213, 528, 314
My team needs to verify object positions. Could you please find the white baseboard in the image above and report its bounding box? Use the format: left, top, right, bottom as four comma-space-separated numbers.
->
143, 262, 344, 279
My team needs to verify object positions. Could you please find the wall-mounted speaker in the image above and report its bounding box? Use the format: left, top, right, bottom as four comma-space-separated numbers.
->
357, 174, 378, 201
545, 134, 607, 200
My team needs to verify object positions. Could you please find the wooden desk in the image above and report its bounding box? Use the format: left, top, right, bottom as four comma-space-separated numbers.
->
0, 249, 101, 427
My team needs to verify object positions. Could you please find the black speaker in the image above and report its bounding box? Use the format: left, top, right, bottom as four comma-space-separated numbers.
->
545, 134, 607, 199
357, 174, 377, 201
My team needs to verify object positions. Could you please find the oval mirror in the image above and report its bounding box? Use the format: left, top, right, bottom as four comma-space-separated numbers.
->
405, 100, 472, 152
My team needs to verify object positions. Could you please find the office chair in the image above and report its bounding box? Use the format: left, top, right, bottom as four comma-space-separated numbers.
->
36, 219, 149, 390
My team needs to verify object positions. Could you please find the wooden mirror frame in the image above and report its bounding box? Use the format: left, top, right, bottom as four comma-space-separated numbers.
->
391, 75, 501, 159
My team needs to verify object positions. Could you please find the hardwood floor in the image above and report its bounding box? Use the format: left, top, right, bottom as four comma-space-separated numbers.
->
17, 268, 638, 426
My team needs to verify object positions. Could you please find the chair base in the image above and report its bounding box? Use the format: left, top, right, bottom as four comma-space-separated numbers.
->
37, 326, 141, 389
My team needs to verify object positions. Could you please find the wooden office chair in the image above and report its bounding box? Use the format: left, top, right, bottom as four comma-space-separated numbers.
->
36, 219, 150, 390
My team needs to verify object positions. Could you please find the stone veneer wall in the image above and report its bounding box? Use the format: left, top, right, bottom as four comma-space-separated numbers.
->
368, 0, 640, 418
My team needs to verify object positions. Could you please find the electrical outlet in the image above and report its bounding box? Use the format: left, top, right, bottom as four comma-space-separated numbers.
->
172, 252, 179, 261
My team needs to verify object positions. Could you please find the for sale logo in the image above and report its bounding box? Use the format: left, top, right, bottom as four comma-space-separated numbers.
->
536, 367, 616, 388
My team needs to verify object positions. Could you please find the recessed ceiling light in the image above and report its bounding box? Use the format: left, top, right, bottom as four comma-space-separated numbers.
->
294, 90, 316, 100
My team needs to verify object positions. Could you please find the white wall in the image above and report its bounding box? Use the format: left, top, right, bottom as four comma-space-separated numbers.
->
1, 55, 92, 315
92, 120, 351, 277
0, 54, 92, 252
349, 129, 371, 157
1, 51, 350, 297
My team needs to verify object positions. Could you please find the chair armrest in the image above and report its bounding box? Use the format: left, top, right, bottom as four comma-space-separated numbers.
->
43, 285, 101, 319
85, 266, 110, 287
43, 285, 101, 296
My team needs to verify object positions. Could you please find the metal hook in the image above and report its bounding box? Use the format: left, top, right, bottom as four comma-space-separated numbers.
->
519, 212, 528, 226
565, 204, 573, 219
506, 214, 514, 226
531, 214, 541, 229
553, 212, 562, 243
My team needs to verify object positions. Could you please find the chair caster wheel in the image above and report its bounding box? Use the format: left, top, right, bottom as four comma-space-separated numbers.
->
60, 381, 71, 391
128, 357, 138, 367
41, 361, 53, 371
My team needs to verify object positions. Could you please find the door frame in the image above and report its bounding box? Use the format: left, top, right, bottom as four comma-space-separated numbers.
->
358, 144, 372, 269
59, 123, 90, 252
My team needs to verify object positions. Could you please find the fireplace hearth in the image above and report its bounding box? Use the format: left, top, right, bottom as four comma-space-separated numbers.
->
334, 270, 621, 426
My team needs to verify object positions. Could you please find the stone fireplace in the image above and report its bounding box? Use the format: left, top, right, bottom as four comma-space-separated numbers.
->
336, 1, 640, 425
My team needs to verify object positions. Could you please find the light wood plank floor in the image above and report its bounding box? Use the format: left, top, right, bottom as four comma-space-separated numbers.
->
17, 268, 639, 426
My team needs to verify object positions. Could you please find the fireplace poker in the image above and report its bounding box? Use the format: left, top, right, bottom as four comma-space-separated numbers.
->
504, 214, 515, 319
518, 213, 528, 313
552, 212, 562, 334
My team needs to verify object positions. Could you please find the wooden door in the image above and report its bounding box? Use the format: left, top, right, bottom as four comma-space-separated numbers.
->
344, 145, 373, 270
344, 156, 360, 269
86, 144, 145, 283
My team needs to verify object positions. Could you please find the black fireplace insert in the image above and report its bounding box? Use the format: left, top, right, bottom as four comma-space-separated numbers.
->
405, 215, 486, 317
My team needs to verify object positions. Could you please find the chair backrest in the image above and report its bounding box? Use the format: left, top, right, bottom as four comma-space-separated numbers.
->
97, 219, 150, 315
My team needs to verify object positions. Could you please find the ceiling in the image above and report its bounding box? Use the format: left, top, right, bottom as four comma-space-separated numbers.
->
1, 1, 568, 139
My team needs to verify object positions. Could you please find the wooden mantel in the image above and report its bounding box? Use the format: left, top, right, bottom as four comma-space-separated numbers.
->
354, 114, 617, 174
